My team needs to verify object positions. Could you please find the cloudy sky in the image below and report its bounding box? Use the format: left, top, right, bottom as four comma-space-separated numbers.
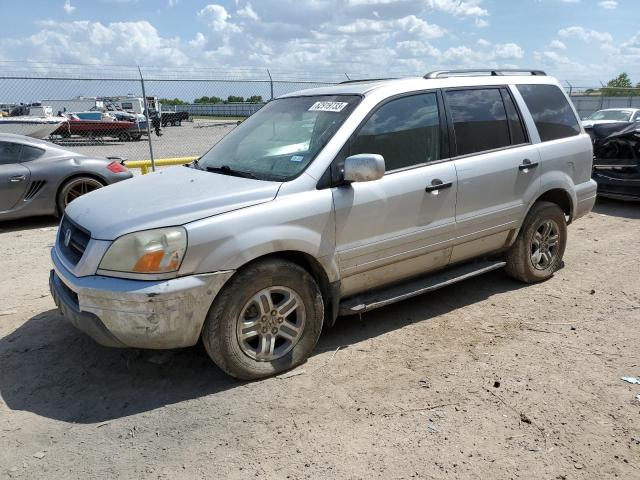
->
0, 0, 638, 86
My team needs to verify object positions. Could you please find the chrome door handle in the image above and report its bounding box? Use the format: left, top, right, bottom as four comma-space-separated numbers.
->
518, 159, 539, 171
425, 179, 453, 192
9, 175, 26, 182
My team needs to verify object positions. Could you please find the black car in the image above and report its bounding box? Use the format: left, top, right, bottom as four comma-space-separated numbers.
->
586, 122, 640, 201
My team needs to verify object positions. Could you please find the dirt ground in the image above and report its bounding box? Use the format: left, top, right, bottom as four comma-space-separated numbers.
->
0, 198, 638, 480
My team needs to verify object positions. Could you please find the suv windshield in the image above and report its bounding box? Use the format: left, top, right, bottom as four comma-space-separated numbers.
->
588, 110, 632, 121
198, 95, 361, 181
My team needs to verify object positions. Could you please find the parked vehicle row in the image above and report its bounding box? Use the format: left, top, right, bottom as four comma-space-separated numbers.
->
48, 69, 598, 380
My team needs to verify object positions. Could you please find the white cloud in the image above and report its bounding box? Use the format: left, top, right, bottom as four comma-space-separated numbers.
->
558, 26, 613, 43
189, 32, 207, 47
237, 2, 259, 21
63, 0, 75, 14
475, 18, 489, 28
198, 4, 241, 32
548, 39, 567, 49
395, 40, 440, 58
396, 15, 445, 38
335, 15, 444, 38
10, 20, 188, 66
598, 0, 617, 8
168, 0, 178, 6
441, 40, 524, 66
424, 0, 488, 17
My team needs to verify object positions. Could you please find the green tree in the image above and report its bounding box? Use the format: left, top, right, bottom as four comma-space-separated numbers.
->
602, 73, 638, 97
159, 97, 187, 105
193, 96, 222, 104
226, 95, 245, 103
245, 95, 264, 103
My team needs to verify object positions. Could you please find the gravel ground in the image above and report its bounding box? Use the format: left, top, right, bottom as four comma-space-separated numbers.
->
0, 198, 639, 479
49, 119, 238, 162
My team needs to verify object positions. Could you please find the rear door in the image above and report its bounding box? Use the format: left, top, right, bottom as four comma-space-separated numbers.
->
332, 91, 458, 297
444, 87, 541, 263
515, 84, 592, 188
0, 141, 30, 211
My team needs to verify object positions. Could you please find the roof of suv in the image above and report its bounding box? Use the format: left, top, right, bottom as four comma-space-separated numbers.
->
281, 72, 562, 98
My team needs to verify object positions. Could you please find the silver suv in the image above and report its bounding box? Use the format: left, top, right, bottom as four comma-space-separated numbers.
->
49, 69, 597, 379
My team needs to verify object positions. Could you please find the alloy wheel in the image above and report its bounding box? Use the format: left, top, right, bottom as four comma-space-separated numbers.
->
236, 286, 306, 361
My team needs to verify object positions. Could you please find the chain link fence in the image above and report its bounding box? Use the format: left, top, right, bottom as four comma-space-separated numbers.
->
2, 63, 639, 173
0, 64, 339, 172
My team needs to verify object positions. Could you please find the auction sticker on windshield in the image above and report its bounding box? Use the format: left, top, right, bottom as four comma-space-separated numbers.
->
308, 101, 349, 112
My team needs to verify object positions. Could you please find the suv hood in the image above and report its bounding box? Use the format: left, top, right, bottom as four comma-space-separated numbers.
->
65, 166, 281, 240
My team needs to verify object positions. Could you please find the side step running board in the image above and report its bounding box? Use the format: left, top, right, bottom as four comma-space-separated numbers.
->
338, 260, 506, 316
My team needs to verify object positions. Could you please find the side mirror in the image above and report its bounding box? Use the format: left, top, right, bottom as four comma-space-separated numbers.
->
343, 154, 385, 183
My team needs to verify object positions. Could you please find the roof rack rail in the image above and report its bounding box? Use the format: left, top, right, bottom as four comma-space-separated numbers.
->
338, 78, 396, 84
424, 69, 546, 79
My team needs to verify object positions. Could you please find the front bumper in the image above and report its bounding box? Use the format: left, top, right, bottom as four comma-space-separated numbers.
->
50, 247, 234, 349
593, 170, 640, 201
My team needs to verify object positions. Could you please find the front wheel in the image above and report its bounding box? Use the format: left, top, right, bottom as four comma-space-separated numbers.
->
505, 201, 567, 283
202, 259, 324, 380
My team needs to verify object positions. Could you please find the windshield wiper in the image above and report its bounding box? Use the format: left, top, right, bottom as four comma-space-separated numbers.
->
205, 164, 259, 180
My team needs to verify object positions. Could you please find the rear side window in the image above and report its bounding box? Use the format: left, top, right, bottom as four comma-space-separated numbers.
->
20, 145, 45, 162
445, 88, 511, 156
351, 93, 441, 171
0, 142, 22, 165
516, 84, 580, 142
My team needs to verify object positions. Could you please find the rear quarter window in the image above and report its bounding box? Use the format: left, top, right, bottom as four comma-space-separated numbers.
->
516, 84, 580, 142
20, 145, 45, 162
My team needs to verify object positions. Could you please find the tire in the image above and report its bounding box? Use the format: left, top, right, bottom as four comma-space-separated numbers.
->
56, 176, 105, 216
202, 259, 324, 380
505, 201, 567, 283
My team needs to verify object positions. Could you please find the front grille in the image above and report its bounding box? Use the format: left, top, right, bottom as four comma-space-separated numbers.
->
58, 217, 91, 266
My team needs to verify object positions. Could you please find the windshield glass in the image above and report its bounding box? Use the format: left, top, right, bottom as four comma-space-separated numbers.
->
198, 95, 361, 181
588, 110, 632, 121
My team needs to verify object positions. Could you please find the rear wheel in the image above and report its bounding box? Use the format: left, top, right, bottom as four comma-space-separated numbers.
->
202, 259, 324, 380
56, 176, 105, 216
505, 201, 567, 283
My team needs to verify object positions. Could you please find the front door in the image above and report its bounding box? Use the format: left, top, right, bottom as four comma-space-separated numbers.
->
332, 92, 458, 297
0, 142, 30, 211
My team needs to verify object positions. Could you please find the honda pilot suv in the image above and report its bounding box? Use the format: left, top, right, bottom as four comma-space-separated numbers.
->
50, 69, 597, 379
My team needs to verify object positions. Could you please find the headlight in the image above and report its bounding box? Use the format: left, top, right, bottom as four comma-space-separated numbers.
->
99, 227, 187, 274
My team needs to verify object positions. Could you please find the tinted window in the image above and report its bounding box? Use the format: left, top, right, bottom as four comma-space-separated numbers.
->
517, 84, 580, 141
20, 145, 44, 162
351, 93, 441, 171
501, 88, 527, 145
446, 88, 510, 156
0, 142, 22, 165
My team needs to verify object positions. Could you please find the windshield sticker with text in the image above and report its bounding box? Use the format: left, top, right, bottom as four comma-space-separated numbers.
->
290, 155, 304, 162
308, 101, 348, 113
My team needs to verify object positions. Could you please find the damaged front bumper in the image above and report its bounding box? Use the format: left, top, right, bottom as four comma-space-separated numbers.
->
50, 247, 234, 349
